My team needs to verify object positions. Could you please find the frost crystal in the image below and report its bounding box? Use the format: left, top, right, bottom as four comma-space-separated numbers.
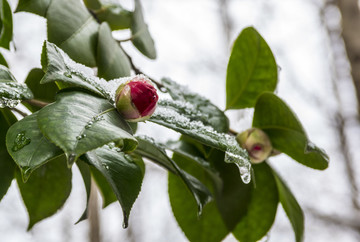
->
151, 101, 252, 184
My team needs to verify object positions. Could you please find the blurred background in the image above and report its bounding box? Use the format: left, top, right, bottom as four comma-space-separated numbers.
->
1, 0, 360, 241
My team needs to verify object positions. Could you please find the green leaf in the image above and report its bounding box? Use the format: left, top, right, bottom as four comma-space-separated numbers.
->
226, 27, 277, 109
83, 146, 145, 228
0, 65, 33, 108
83, 0, 101, 10
161, 78, 229, 132
24, 68, 58, 112
210, 149, 252, 231
0, 50, 8, 67
6, 111, 63, 182
95, 3, 132, 30
131, 0, 156, 59
75, 159, 92, 224
0, 108, 17, 201
169, 153, 228, 242
150, 101, 251, 181
90, 165, 117, 208
16, 155, 72, 230
47, 0, 99, 66
41, 41, 111, 99
15, 0, 51, 17
135, 136, 212, 214
253, 92, 329, 170
97, 22, 131, 80
37, 90, 137, 166
232, 162, 279, 242
272, 169, 304, 242
0, 0, 13, 49
166, 139, 222, 189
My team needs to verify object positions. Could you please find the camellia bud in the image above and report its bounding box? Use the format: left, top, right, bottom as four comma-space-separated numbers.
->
115, 75, 158, 122
236, 128, 273, 164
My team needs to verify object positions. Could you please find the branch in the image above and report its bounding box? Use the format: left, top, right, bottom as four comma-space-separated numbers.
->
119, 45, 165, 90
320, 3, 360, 210
336, 0, 360, 116
115, 28, 146, 43
307, 207, 360, 231
24, 99, 49, 108
11, 108, 28, 117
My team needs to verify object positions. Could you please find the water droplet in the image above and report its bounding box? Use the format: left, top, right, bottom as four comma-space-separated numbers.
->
304, 141, 317, 153
160, 87, 168, 92
64, 72, 72, 78
225, 151, 251, 184
85, 121, 93, 129
122, 213, 129, 229
76, 134, 87, 140
107, 142, 116, 149
102, 163, 109, 170
12, 131, 31, 152
67, 153, 76, 167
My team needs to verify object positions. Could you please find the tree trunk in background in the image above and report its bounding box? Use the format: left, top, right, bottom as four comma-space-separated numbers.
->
337, 0, 360, 114
89, 180, 101, 242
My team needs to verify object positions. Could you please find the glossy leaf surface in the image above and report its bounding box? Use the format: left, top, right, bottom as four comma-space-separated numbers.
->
253, 92, 329, 170
131, 0, 156, 59
76, 159, 91, 224
6, 111, 63, 181
24, 68, 57, 112
97, 22, 131, 80
47, 0, 98, 66
161, 78, 229, 133
0, 65, 33, 108
0, 0, 13, 49
0, 108, 16, 201
135, 136, 212, 214
16, 0, 51, 16
226, 27, 277, 109
16, 155, 72, 230
169, 153, 228, 242
84, 145, 145, 228
37, 91, 137, 166
272, 169, 304, 242
232, 162, 279, 242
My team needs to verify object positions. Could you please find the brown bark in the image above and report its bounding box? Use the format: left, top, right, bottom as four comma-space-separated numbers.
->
89, 180, 101, 242
337, 0, 360, 115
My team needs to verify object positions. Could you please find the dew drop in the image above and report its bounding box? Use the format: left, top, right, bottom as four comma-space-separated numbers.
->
102, 163, 109, 170
64, 72, 72, 78
76, 134, 87, 140
304, 141, 316, 153
67, 153, 76, 167
12, 131, 31, 152
225, 151, 251, 184
122, 213, 129, 229
85, 121, 93, 129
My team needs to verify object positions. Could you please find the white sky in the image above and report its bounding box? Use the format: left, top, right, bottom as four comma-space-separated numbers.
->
1, 0, 359, 242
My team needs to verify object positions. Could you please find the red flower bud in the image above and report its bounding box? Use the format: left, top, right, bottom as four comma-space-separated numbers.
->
115, 75, 158, 122
236, 128, 273, 164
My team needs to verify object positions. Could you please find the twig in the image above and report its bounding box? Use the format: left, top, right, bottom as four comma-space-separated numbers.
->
307, 207, 360, 231
24, 99, 49, 108
320, 3, 360, 210
119, 45, 165, 90
87, 8, 101, 24
115, 28, 146, 43
229, 128, 237, 135
11, 108, 28, 117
